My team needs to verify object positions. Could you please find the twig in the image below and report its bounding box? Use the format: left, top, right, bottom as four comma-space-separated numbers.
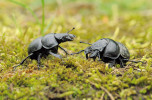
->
89, 81, 115, 100
100, 92, 105, 100
100, 86, 115, 100
41, 0, 45, 34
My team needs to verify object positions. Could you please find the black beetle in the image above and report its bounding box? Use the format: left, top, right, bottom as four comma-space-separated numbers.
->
14, 27, 75, 69
71, 38, 130, 67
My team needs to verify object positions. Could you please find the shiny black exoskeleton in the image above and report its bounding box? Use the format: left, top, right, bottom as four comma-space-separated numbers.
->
71, 38, 130, 67
14, 27, 75, 69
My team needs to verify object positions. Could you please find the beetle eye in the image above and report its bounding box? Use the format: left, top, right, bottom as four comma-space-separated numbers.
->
63, 36, 69, 40
66, 36, 69, 39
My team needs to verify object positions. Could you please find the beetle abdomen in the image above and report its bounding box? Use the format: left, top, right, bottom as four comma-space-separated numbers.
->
28, 37, 43, 54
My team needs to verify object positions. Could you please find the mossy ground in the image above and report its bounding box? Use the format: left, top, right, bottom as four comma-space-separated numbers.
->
0, 0, 152, 100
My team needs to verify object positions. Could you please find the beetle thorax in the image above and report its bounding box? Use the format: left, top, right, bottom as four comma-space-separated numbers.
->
54, 33, 66, 43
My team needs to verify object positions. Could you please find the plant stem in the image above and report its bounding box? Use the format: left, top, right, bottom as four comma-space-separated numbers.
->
41, 0, 45, 34
9, 0, 40, 25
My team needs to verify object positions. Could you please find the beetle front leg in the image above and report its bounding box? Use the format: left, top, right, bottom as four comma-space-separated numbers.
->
49, 51, 62, 59
59, 46, 69, 55
85, 54, 88, 59
108, 60, 116, 68
71, 50, 85, 55
97, 52, 101, 61
119, 57, 124, 68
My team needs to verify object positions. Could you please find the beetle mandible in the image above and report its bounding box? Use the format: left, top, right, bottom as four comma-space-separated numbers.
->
71, 38, 130, 67
14, 27, 75, 69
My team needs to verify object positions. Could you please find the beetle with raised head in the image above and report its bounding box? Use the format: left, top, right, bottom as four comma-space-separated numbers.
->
14, 27, 75, 69
71, 38, 130, 68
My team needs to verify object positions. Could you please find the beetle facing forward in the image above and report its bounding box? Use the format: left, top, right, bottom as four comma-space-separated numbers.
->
71, 38, 130, 67
14, 27, 75, 69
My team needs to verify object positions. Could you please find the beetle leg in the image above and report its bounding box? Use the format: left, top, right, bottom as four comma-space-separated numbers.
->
97, 52, 101, 61
93, 58, 96, 61
108, 60, 116, 68
84, 51, 89, 59
119, 57, 124, 68
13, 53, 33, 70
59, 46, 69, 55
37, 53, 42, 69
49, 51, 62, 59
85, 54, 88, 59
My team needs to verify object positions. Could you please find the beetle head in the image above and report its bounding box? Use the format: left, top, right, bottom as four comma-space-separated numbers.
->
65, 27, 75, 41
55, 27, 76, 42
63, 33, 76, 41
57, 33, 75, 42
84, 47, 92, 59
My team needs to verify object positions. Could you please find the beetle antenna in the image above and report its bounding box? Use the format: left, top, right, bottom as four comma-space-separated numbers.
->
80, 41, 92, 45
70, 50, 85, 55
67, 27, 75, 33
